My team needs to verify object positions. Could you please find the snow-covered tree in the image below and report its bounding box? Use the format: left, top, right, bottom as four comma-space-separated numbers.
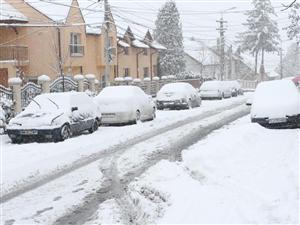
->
286, 3, 300, 44
237, 0, 280, 79
276, 42, 300, 77
154, 0, 185, 77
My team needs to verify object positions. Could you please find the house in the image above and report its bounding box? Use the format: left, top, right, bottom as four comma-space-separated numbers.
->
0, 0, 165, 87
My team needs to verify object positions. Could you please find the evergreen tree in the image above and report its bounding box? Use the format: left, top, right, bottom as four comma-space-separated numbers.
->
237, 0, 280, 79
286, 3, 300, 44
154, 0, 186, 77
276, 43, 300, 77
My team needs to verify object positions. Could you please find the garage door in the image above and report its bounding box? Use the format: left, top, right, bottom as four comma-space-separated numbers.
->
0, 68, 8, 87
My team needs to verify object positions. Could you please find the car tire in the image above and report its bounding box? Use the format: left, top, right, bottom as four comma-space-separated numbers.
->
89, 120, 98, 133
150, 108, 156, 120
134, 110, 141, 124
11, 137, 22, 144
56, 124, 71, 142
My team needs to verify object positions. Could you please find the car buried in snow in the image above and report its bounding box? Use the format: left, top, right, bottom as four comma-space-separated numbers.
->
94, 86, 156, 125
199, 81, 223, 100
251, 80, 300, 128
7, 92, 101, 143
156, 82, 201, 110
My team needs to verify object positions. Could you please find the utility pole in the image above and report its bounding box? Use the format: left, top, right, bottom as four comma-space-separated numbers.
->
57, 26, 64, 92
216, 16, 227, 81
103, 0, 110, 87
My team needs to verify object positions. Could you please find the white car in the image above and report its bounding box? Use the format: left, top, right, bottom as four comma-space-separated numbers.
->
251, 80, 300, 128
7, 92, 100, 143
156, 82, 201, 110
95, 86, 156, 125
199, 81, 223, 100
224, 80, 242, 97
220, 81, 232, 98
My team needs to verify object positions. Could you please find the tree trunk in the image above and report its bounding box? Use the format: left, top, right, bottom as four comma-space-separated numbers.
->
260, 48, 265, 81
254, 50, 258, 76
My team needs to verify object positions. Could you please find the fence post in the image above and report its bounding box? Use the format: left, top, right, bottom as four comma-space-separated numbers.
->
85, 74, 96, 92
74, 74, 85, 92
38, 75, 50, 93
8, 77, 22, 115
95, 79, 100, 93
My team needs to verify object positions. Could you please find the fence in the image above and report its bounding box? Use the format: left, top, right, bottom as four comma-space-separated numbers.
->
1, 74, 256, 116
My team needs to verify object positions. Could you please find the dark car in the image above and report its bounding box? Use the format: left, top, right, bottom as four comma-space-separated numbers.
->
7, 92, 101, 143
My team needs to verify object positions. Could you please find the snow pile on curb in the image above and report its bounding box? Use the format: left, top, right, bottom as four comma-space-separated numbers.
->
117, 116, 299, 224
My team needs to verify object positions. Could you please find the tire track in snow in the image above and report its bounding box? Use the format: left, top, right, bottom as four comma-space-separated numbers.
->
1, 100, 245, 204
53, 105, 250, 225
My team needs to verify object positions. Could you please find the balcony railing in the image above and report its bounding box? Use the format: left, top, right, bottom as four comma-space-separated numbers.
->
0, 45, 28, 62
69, 44, 84, 57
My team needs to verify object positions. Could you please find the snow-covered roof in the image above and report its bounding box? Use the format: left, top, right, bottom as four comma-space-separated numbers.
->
132, 40, 149, 48
118, 39, 130, 48
0, 0, 28, 22
24, 0, 105, 31
150, 40, 166, 50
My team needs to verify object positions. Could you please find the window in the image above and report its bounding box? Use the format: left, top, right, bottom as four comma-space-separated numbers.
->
124, 68, 130, 77
143, 67, 149, 78
143, 48, 148, 55
124, 47, 129, 55
70, 33, 84, 56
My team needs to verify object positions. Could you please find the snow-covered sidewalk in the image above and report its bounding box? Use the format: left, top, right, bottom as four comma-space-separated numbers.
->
1, 96, 246, 196
91, 116, 299, 224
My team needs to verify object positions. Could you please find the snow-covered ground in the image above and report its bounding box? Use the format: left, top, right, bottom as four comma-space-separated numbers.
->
89, 115, 299, 224
1, 96, 246, 196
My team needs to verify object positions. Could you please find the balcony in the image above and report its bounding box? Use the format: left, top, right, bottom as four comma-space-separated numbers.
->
69, 44, 84, 57
0, 45, 29, 64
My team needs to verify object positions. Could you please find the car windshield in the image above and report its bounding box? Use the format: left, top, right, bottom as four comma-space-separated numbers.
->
25, 94, 67, 113
160, 83, 189, 94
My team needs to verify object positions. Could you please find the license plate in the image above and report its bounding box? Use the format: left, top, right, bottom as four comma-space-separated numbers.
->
269, 118, 287, 124
20, 130, 38, 135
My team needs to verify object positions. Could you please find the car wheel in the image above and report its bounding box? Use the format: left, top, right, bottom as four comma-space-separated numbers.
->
187, 100, 192, 109
89, 120, 98, 133
58, 124, 71, 141
150, 108, 156, 120
11, 137, 22, 144
134, 110, 141, 124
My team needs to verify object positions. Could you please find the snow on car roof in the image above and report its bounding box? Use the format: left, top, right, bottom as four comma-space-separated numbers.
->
97, 85, 141, 98
251, 80, 300, 118
1, 0, 28, 22
200, 81, 221, 90
160, 82, 192, 92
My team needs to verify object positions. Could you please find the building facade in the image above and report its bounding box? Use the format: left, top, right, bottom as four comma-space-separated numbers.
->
0, 0, 163, 87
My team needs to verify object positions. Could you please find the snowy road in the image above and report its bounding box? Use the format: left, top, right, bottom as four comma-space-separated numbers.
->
84, 116, 299, 225
1, 96, 246, 202
1, 97, 250, 225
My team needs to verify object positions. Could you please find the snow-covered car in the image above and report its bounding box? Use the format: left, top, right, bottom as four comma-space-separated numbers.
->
246, 94, 253, 106
95, 86, 156, 125
220, 81, 232, 98
199, 81, 223, 100
7, 92, 100, 143
224, 80, 242, 97
251, 80, 300, 128
156, 82, 201, 110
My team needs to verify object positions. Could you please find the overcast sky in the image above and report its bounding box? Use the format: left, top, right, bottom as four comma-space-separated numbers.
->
109, 0, 296, 73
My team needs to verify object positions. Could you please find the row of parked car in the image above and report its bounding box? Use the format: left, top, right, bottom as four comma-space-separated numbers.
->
5, 80, 243, 143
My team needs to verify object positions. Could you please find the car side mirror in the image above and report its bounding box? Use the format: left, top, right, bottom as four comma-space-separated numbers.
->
71, 106, 78, 112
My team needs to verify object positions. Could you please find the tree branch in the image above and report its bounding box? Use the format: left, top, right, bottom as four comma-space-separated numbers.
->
281, 0, 297, 11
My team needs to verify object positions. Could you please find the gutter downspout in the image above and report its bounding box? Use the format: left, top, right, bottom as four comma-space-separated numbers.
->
150, 49, 156, 80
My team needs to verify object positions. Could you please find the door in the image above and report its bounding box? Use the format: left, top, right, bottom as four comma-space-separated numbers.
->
0, 68, 8, 87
